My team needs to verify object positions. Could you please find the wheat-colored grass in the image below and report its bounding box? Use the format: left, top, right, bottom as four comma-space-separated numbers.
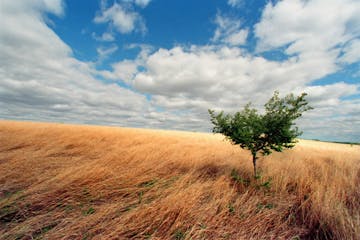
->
0, 120, 359, 239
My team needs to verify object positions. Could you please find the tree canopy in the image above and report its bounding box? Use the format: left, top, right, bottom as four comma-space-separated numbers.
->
209, 91, 313, 177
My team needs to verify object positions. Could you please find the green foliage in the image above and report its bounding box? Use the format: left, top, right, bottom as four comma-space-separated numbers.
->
228, 203, 235, 214
173, 229, 186, 240
138, 179, 157, 188
0, 190, 23, 201
33, 222, 58, 239
260, 180, 271, 190
230, 168, 241, 182
256, 202, 275, 211
230, 169, 250, 186
82, 207, 95, 216
209, 91, 312, 176
138, 191, 143, 204
144, 232, 152, 239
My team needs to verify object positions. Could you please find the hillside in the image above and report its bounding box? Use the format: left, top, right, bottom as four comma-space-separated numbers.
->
0, 121, 359, 239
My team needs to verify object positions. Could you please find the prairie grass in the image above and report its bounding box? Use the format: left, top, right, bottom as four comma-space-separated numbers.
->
0, 120, 359, 239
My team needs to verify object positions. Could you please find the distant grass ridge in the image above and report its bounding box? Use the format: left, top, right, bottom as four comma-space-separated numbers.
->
0, 120, 359, 239
310, 139, 360, 145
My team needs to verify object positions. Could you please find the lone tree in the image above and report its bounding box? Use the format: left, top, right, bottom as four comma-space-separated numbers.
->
209, 91, 312, 177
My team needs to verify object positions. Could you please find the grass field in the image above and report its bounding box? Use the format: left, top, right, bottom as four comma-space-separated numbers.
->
0, 121, 359, 239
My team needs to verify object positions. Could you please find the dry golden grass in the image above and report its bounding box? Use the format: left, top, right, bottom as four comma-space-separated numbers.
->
0, 120, 359, 240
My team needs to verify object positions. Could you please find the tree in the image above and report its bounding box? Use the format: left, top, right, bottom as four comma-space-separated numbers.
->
208, 91, 313, 177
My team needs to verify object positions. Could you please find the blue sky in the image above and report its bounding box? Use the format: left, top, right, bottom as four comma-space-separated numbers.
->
52, 1, 267, 64
0, 0, 359, 142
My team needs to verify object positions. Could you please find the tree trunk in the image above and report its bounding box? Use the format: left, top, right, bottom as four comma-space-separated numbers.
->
252, 153, 257, 178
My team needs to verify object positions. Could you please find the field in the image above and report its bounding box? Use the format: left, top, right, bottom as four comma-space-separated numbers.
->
0, 121, 359, 239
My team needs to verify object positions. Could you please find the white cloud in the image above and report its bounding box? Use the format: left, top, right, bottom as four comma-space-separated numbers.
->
92, 31, 115, 42
0, 0, 154, 128
212, 13, 248, 46
41, 0, 64, 16
96, 45, 118, 62
301, 83, 358, 107
99, 44, 153, 83
94, 2, 146, 34
339, 39, 360, 64
0, 0, 64, 17
134, 0, 151, 8
100, 60, 138, 84
227, 0, 243, 8
248, 0, 360, 141
254, 0, 360, 57
129, 45, 357, 106
109, 42, 358, 141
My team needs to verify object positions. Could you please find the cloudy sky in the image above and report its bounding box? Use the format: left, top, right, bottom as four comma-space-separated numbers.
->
1, 0, 359, 142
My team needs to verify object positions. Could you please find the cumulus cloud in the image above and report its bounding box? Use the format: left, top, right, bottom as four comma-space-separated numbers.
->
212, 13, 248, 46
98, 44, 153, 83
254, 0, 360, 58
134, 0, 151, 8
130, 46, 354, 107
130, 45, 359, 134
100, 60, 138, 84
339, 39, 360, 64
0, 0, 155, 128
94, 1, 146, 34
251, 0, 360, 142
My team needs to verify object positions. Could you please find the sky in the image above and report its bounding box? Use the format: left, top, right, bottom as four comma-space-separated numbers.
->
0, 0, 359, 142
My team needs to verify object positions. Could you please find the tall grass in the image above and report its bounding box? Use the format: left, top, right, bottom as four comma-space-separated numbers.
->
0, 121, 359, 239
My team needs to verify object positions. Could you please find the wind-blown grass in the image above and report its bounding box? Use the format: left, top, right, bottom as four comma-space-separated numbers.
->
0, 121, 359, 239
